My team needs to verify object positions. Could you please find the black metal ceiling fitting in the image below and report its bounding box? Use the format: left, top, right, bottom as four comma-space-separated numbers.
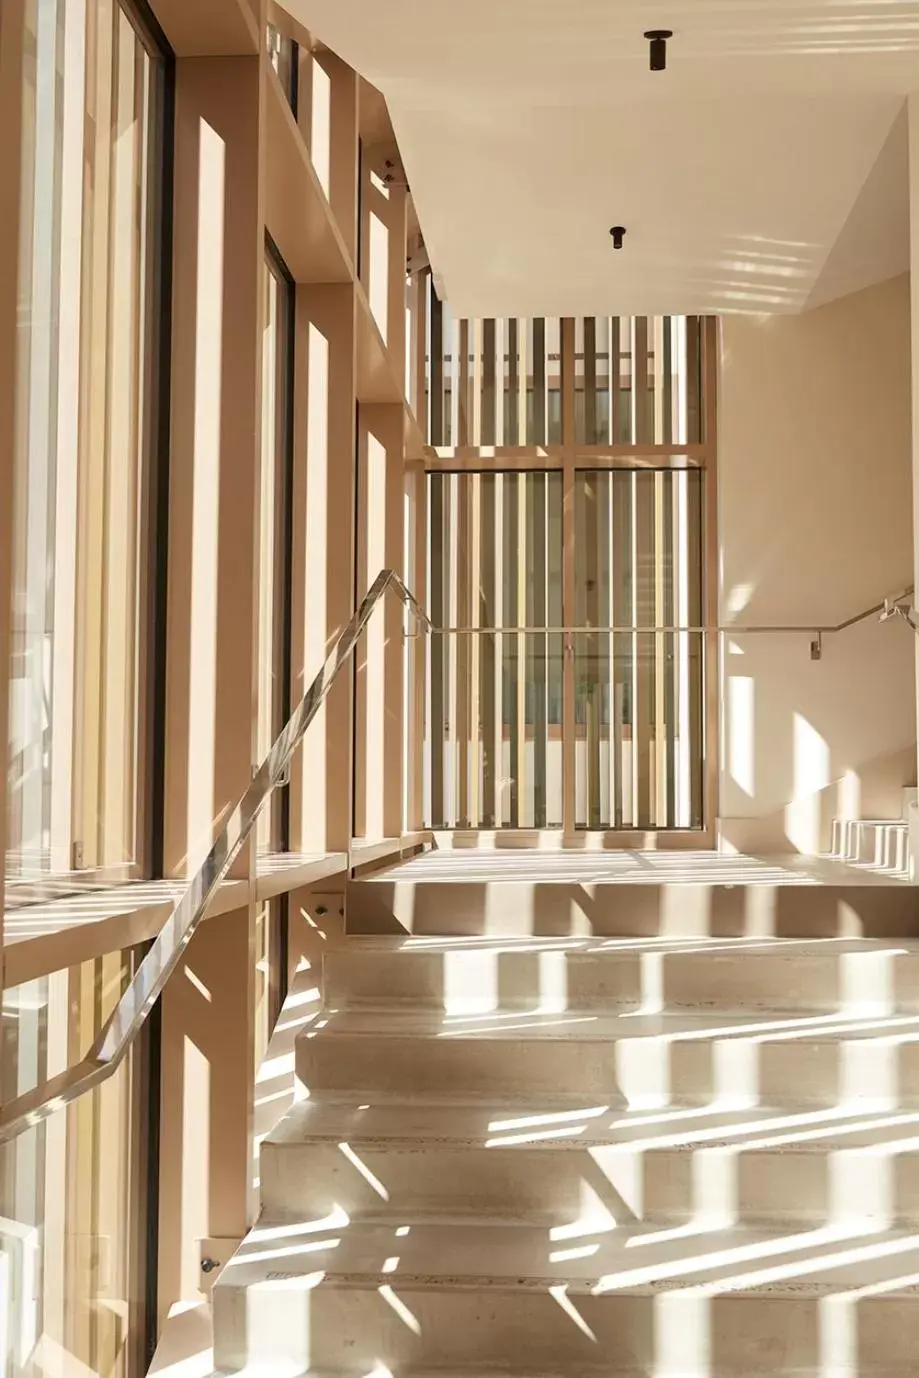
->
644, 29, 673, 71
609, 226, 626, 250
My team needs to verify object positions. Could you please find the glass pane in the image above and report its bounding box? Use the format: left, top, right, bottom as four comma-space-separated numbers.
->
257, 252, 293, 854
424, 283, 566, 449
266, 22, 298, 114
574, 316, 703, 446
0, 951, 149, 1377
574, 469, 704, 829
575, 631, 703, 829
8, 0, 165, 901
425, 471, 563, 828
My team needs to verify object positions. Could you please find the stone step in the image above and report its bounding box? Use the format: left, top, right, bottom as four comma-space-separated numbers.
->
832, 819, 911, 873
212, 1217, 919, 1374
297, 1007, 919, 1108
261, 1096, 919, 1229
324, 936, 919, 1016
347, 872, 919, 938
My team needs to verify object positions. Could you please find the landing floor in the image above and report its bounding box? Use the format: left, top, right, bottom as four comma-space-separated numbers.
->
376, 849, 914, 887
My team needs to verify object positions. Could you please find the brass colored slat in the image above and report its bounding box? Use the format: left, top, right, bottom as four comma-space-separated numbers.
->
479, 473, 496, 826
482, 317, 496, 446
532, 317, 546, 445
561, 318, 577, 836
428, 472, 444, 825
507, 318, 519, 445
469, 471, 481, 824
611, 316, 623, 444
634, 470, 654, 827
633, 317, 650, 446
458, 317, 470, 448
583, 316, 597, 445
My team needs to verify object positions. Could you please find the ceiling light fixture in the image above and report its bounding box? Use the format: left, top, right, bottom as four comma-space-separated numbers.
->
644, 29, 673, 71
609, 226, 626, 250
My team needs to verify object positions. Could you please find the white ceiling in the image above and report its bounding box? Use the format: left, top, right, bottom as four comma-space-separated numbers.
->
285, 0, 919, 316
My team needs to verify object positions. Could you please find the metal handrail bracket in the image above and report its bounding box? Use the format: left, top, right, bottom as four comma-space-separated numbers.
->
0, 570, 430, 1144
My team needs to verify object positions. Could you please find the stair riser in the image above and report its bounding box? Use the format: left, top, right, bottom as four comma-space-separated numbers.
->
324, 949, 919, 1016
348, 880, 919, 939
832, 821, 910, 872
260, 1138, 919, 1229
298, 1034, 919, 1106
213, 1282, 919, 1374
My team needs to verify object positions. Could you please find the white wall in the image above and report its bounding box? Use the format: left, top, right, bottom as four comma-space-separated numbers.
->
718, 273, 916, 853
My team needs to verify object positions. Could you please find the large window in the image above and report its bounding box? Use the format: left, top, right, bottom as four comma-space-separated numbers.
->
8, 0, 170, 904
0, 948, 153, 1377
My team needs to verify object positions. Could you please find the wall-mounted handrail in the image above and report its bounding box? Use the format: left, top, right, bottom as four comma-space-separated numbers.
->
0, 570, 430, 1145
423, 585, 916, 640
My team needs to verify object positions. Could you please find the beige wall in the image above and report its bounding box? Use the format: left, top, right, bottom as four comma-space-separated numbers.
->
718, 273, 916, 853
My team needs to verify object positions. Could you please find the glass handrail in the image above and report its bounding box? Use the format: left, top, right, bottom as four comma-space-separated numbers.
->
0, 569, 430, 1144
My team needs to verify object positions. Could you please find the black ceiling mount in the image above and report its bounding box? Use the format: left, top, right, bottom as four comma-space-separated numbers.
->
609, 226, 627, 250
644, 29, 673, 71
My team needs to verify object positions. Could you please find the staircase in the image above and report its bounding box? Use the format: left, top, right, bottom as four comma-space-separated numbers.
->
831, 790, 918, 880
213, 896, 919, 1376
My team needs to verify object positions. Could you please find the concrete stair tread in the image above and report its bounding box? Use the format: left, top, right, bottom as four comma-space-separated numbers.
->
267, 1096, 919, 1153
330, 935, 919, 954
305, 1007, 919, 1041
219, 1216, 919, 1295
363, 850, 913, 885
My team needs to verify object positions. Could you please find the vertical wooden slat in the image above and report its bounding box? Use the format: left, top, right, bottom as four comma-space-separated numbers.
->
690, 464, 706, 830
472, 318, 483, 448
482, 317, 496, 446
469, 472, 481, 825
504, 473, 519, 826
547, 471, 563, 827
516, 474, 527, 823
584, 471, 600, 828
517, 319, 528, 447
429, 472, 444, 825
702, 316, 719, 834
610, 316, 622, 445
561, 317, 576, 836
634, 470, 654, 827
663, 471, 676, 826
456, 471, 471, 824
494, 317, 505, 448
653, 471, 666, 824
687, 314, 702, 445
633, 316, 650, 446
583, 316, 596, 446
653, 316, 665, 447
480, 473, 496, 826
663, 316, 674, 445
494, 474, 505, 825
530, 473, 547, 826
507, 318, 518, 445
612, 470, 629, 827
532, 317, 546, 444
599, 471, 612, 827
458, 316, 470, 448
449, 312, 460, 449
